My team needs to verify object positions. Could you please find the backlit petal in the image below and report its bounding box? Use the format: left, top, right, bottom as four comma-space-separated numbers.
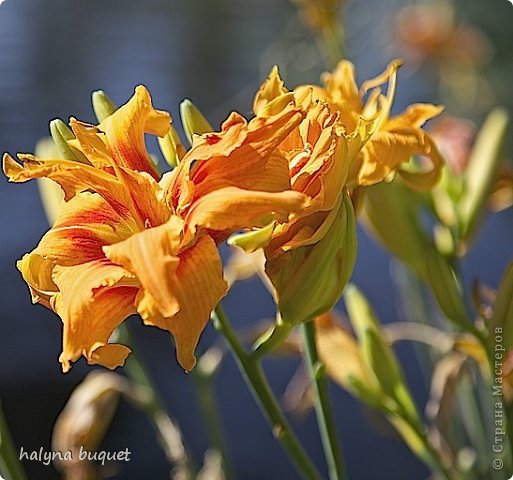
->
386, 103, 444, 130
99, 85, 170, 179
315, 312, 373, 392
103, 217, 185, 318
253, 66, 288, 114
33, 192, 137, 266
358, 128, 442, 189
17, 253, 58, 308
52, 260, 137, 372
136, 234, 227, 371
184, 186, 310, 240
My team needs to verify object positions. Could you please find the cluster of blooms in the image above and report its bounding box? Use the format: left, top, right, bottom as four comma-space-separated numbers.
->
3, 60, 443, 373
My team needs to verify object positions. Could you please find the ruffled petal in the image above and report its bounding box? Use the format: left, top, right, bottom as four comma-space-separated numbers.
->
358, 128, 442, 189
137, 234, 227, 372
17, 253, 58, 308
103, 217, 185, 318
3, 153, 122, 203
184, 186, 310, 241
169, 102, 305, 213
69, 120, 114, 169
99, 85, 170, 180
253, 66, 288, 114
33, 192, 137, 266
322, 60, 362, 114
3, 153, 170, 230
52, 260, 137, 372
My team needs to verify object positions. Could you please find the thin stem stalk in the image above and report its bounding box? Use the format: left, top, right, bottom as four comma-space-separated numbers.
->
301, 321, 347, 480
193, 361, 235, 479
117, 325, 195, 479
212, 305, 321, 480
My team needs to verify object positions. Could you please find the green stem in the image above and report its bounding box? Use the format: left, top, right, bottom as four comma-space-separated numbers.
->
212, 305, 321, 480
0, 400, 27, 480
252, 317, 294, 360
301, 321, 347, 480
117, 325, 195, 479
193, 360, 235, 479
405, 418, 451, 480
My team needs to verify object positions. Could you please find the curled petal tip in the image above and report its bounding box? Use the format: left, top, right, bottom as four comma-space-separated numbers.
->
178, 352, 197, 374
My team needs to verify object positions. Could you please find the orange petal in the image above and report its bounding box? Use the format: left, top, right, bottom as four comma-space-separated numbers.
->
253, 66, 288, 114
386, 103, 444, 130
17, 253, 58, 308
52, 260, 137, 372
88, 344, 132, 370
33, 192, 137, 266
111, 166, 172, 229
69, 119, 115, 169
291, 125, 349, 212
169, 102, 305, 212
184, 186, 310, 240
137, 234, 227, 371
99, 85, 170, 180
358, 128, 442, 189
103, 217, 185, 318
322, 60, 362, 114
3, 153, 122, 202
360, 60, 403, 129
3, 153, 171, 230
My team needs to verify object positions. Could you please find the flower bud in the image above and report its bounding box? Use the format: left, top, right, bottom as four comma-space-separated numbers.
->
344, 285, 421, 425
459, 107, 509, 247
344, 286, 402, 394
158, 124, 186, 168
363, 178, 431, 279
49, 119, 89, 164
52, 371, 127, 478
34, 138, 64, 224
267, 190, 357, 325
424, 249, 469, 330
180, 99, 213, 145
92, 89, 117, 122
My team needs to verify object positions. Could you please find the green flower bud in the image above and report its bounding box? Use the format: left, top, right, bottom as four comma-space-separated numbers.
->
459, 108, 509, 247
268, 190, 357, 325
344, 285, 422, 428
49, 119, 90, 164
92, 90, 117, 122
363, 179, 431, 279
180, 99, 213, 146
158, 124, 186, 168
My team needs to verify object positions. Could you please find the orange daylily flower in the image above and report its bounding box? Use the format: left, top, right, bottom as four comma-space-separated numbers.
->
4, 86, 308, 372
231, 60, 443, 326
228, 71, 357, 325
306, 59, 444, 190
